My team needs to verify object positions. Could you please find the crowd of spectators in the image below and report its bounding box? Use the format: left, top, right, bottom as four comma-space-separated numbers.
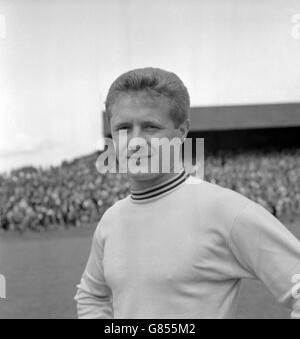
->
205, 149, 300, 219
1, 149, 300, 232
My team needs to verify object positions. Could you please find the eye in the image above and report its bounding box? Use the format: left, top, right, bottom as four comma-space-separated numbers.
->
116, 125, 130, 131
145, 125, 159, 130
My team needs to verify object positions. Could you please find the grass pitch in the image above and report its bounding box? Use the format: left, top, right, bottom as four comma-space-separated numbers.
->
0, 219, 299, 319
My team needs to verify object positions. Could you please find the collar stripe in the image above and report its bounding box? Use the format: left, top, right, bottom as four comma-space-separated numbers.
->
131, 170, 187, 197
131, 171, 190, 201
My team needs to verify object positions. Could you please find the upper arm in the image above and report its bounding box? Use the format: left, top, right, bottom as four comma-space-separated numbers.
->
228, 201, 300, 317
78, 223, 112, 299
74, 222, 113, 319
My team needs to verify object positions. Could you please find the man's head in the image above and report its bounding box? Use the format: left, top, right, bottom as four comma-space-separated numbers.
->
104, 67, 191, 180
105, 67, 190, 128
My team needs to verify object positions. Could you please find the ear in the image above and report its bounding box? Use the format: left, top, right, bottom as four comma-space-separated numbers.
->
105, 111, 110, 128
103, 110, 111, 137
178, 119, 190, 141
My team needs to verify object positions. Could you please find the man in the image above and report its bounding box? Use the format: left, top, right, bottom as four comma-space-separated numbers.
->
74, 67, 300, 319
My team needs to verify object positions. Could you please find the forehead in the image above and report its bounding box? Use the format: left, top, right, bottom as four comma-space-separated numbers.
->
110, 92, 173, 124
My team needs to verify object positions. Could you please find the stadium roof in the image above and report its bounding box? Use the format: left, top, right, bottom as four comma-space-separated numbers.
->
103, 102, 300, 136
189, 103, 300, 131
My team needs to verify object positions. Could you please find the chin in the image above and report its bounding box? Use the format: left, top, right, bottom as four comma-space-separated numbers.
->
128, 170, 160, 182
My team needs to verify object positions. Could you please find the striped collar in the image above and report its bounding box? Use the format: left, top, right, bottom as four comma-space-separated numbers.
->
130, 169, 190, 203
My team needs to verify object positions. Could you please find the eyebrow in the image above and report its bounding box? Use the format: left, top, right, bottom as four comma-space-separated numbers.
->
114, 120, 162, 128
113, 122, 132, 129
141, 120, 162, 126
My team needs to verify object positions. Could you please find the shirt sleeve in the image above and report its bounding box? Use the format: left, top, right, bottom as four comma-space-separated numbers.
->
74, 226, 113, 319
228, 201, 300, 319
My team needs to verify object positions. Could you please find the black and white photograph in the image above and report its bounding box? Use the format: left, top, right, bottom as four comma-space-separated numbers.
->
0, 0, 300, 321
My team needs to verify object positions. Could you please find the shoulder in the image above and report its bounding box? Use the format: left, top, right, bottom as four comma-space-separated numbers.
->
186, 176, 251, 208
185, 177, 253, 226
94, 195, 130, 240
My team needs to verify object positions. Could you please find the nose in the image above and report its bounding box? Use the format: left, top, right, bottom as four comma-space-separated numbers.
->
130, 125, 142, 140
128, 126, 146, 155
128, 137, 142, 155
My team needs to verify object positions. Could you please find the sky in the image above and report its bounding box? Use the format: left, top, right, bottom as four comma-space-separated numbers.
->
0, 0, 300, 172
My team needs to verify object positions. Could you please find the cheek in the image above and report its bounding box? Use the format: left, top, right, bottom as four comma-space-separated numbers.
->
156, 128, 179, 142
113, 133, 128, 151
116, 143, 128, 162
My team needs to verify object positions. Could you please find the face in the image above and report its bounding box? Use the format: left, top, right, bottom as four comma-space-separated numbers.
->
110, 92, 189, 182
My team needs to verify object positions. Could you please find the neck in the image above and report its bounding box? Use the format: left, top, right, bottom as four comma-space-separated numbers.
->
129, 171, 183, 192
